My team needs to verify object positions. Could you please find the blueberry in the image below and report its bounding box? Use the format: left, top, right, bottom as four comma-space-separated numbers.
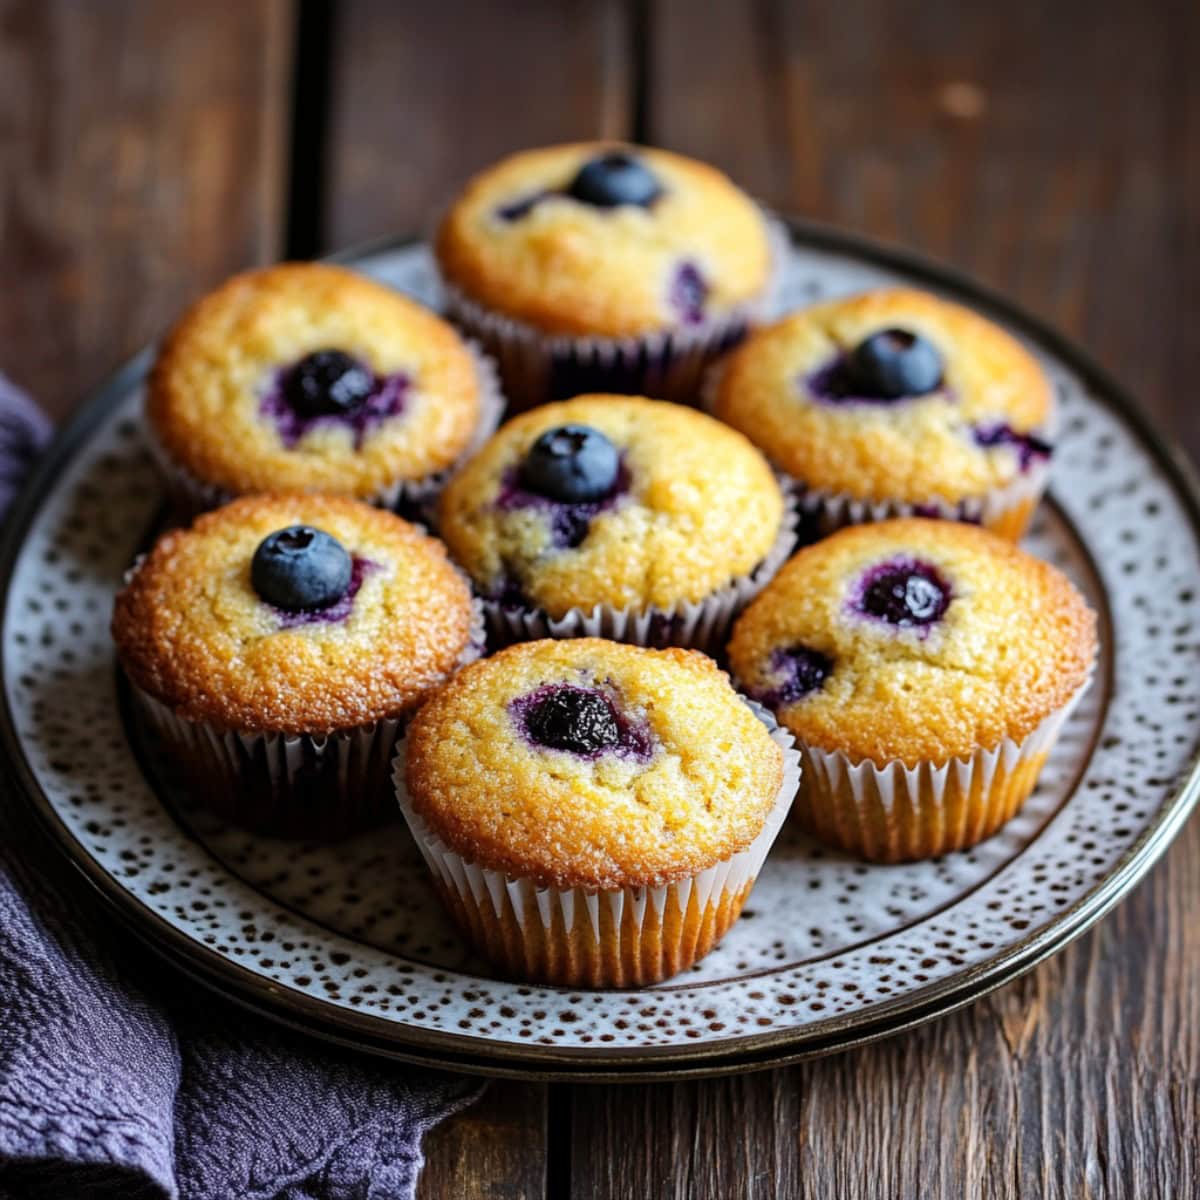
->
283, 350, 375, 418
772, 646, 833, 703
567, 152, 662, 209
519, 424, 620, 503
857, 558, 951, 628
669, 262, 708, 325
251, 525, 353, 612
847, 329, 943, 399
523, 687, 621, 754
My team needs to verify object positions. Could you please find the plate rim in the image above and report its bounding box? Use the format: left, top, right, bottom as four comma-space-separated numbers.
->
2, 221, 1199, 1076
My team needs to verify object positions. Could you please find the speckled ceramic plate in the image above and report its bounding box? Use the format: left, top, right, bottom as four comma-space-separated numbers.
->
3, 225, 1199, 1081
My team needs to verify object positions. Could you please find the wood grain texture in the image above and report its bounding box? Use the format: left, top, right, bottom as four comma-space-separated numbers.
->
324, 0, 631, 248
0, 0, 291, 421
566, 2, 1200, 1195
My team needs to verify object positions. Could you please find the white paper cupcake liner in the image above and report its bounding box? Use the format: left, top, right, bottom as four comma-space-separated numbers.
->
392, 699, 801, 987
793, 670, 1093, 862
126, 592, 487, 841
480, 482, 799, 656
700, 360, 1055, 543
145, 340, 505, 519
439, 215, 789, 411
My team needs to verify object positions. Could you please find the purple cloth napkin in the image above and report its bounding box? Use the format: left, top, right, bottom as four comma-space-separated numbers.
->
0, 374, 484, 1200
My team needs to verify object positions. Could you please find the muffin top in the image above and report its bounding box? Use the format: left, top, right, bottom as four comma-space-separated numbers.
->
147, 263, 485, 499
438, 395, 786, 618
403, 638, 785, 890
435, 143, 772, 338
112, 494, 477, 735
711, 287, 1054, 505
727, 519, 1096, 766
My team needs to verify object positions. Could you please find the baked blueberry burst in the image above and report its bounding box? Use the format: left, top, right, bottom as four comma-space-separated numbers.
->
853, 557, 952, 629
497, 151, 663, 221
261, 349, 409, 449
972, 422, 1053, 472
754, 645, 834, 707
251, 525, 374, 626
498, 424, 626, 549
808, 328, 944, 404
511, 683, 653, 760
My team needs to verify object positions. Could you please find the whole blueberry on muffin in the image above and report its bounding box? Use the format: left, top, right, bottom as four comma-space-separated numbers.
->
710, 287, 1055, 541
397, 638, 799, 987
435, 143, 777, 407
437, 394, 794, 651
727, 518, 1096, 861
146, 263, 501, 513
112, 494, 481, 839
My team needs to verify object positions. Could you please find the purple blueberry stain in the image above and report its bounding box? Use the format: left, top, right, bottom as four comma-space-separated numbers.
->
751, 645, 834, 708
495, 460, 630, 550
509, 682, 654, 761
669, 261, 708, 326
273, 556, 380, 628
852, 557, 952, 630
972, 422, 1053, 472
260, 352, 410, 450
496, 190, 551, 221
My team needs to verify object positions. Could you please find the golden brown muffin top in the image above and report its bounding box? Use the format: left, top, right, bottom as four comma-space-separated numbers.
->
712, 287, 1054, 505
147, 263, 484, 499
113, 494, 476, 735
438, 394, 785, 618
728, 519, 1096, 766
435, 143, 771, 337
403, 639, 785, 890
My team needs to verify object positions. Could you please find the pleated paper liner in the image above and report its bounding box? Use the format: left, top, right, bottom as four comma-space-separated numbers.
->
393, 704, 802, 988
793, 673, 1092, 863
481, 481, 799, 656
145, 341, 505, 521
439, 216, 791, 412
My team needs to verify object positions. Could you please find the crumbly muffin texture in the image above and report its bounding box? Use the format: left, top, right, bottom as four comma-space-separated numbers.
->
403, 639, 785, 891
435, 143, 772, 338
112, 494, 475, 734
148, 263, 483, 498
438, 395, 785, 618
712, 288, 1054, 505
727, 519, 1096, 766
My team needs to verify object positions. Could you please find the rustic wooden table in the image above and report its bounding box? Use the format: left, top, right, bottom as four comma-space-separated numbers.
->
3, 1, 1197, 1195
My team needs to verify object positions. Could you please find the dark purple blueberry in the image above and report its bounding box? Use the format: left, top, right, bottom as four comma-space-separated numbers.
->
855, 558, 951, 628
771, 646, 833, 703
251, 526, 353, 613
497, 191, 549, 221
847, 329, 943, 399
522, 686, 621, 754
275, 556, 376, 627
972, 422, 1053, 471
669, 262, 708, 326
282, 350, 375, 418
519, 424, 620, 504
567, 152, 662, 208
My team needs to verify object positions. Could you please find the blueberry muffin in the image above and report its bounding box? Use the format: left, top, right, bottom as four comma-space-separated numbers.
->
710, 287, 1055, 540
112, 494, 482, 839
147, 263, 500, 512
437, 395, 793, 651
397, 638, 799, 986
728, 519, 1096, 861
435, 143, 777, 407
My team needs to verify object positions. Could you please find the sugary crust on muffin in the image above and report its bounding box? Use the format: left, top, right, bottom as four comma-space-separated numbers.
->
727, 519, 1097, 766
712, 287, 1054, 504
112, 494, 475, 734
438, 395, 785, 618
403, 639, 785, 890
435, 143, 771, 337
147, 263, 482, 498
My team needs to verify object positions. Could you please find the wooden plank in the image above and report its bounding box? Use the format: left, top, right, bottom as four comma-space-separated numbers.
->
568, 1, 1200, 1197
325, 0, 631, 249
416, 1081, 547, 1200
0, 0, 291, 422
